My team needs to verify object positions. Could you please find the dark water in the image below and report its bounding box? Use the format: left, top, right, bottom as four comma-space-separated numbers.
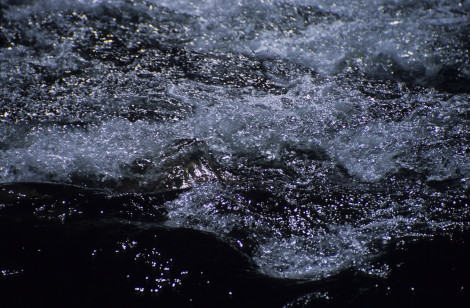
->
1, 0, 470, 307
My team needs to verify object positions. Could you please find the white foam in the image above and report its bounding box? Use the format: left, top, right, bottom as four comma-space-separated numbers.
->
0, 119, 169, 184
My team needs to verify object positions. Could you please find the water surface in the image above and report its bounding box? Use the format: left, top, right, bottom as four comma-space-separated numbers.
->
1, 0, 469, 306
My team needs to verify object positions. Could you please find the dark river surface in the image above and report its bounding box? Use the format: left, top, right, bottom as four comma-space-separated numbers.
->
1, 0, 469, 307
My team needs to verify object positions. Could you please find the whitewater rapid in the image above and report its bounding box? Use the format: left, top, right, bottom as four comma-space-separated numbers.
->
1, 0, 469, 282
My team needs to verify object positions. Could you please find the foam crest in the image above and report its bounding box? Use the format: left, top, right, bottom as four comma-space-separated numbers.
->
0, 120, 170, 185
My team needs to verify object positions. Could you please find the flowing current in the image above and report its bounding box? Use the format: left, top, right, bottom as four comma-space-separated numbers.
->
1, 0, 469, 307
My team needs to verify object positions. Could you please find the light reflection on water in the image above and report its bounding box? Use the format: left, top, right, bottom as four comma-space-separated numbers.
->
0, 0, 469, 297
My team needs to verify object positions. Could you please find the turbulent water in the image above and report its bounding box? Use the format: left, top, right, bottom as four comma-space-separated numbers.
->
1, 0, 469, 307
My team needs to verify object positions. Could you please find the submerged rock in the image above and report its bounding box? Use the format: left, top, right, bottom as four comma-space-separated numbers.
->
156, 138, 228, 190
122, 138, 234, 192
